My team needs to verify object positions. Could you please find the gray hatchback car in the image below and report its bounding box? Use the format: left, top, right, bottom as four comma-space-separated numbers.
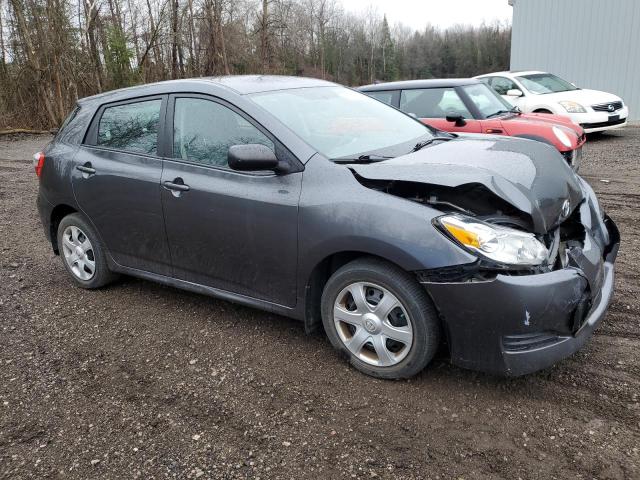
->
35, 76, 619, 378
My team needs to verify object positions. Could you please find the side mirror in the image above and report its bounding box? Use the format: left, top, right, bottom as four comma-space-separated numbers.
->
228, 144, 279, 172
445, 114, 467, 127
506, 89, 524, 97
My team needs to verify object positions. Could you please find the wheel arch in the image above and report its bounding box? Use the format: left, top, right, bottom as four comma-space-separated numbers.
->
532, 108, 554, 114
50, 204, 78, 254
302, 250, 414, 334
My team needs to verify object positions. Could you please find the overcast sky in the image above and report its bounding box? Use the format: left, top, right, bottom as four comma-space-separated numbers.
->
342, 0, 513, 31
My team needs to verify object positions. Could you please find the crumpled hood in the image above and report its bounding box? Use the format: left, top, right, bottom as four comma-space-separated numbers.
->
351, 136, 584, 234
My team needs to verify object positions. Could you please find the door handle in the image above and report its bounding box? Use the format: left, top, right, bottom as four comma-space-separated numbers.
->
76, 163, 96, 175
163, 179, 190, 192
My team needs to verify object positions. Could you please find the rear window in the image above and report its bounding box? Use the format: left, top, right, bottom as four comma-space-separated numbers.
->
97, 99, 162, 155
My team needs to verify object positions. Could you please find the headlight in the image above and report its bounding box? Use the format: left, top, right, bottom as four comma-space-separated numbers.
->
437, 215, 548, 266
552, 126, 573, 148
559, 101, 586, 113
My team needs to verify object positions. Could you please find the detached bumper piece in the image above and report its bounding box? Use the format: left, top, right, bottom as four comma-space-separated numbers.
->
421, 189, 620, 376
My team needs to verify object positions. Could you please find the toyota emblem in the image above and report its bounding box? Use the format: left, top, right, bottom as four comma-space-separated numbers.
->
608, 104, 615, 112
561, 199, 571, 219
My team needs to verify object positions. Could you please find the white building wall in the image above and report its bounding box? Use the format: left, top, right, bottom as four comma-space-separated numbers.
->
510, 0, 640, 120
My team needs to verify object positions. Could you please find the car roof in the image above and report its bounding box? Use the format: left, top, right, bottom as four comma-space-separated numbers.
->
358, 78, 480, 92
78, 75, 337, 105
476, 70, 545, 77
207, 75, 337, 94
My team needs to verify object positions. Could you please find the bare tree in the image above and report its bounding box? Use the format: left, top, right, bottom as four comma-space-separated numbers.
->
0, 0, 511, 129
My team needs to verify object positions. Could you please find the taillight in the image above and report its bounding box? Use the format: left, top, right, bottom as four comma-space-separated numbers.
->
33, 152, 45, 177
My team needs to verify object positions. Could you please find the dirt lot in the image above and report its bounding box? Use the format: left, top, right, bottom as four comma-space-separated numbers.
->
1, 130, 639, 480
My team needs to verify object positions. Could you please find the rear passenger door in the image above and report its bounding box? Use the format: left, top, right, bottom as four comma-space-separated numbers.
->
399, 88, 482, 133
160, 94, 302, 307
73, 96, 172, 275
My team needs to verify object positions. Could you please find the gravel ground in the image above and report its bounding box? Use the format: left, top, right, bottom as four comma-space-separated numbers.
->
1, 130, 639, 479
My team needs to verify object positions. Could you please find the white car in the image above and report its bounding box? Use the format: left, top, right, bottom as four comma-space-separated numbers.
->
474, 71, 629, 134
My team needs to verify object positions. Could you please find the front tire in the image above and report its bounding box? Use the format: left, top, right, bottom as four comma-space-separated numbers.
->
57, 213, 118, 289
321, 258, 440, 379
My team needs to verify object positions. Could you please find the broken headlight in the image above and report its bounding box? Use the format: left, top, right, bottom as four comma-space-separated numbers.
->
437, 214, 549, 266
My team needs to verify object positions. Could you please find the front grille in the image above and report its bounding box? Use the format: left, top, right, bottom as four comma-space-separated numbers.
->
592, 101, 623, 112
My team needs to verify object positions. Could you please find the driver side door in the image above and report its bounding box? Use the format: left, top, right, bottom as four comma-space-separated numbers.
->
399, 88, 482, 133
160, 94, 303, 307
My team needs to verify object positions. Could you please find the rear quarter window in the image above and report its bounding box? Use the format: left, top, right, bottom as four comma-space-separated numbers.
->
97, 99, 162, 155
54, 106, 79, 140
364, 90, 398, 107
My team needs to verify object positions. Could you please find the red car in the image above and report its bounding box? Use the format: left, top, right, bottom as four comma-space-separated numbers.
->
359, 79, 586, 170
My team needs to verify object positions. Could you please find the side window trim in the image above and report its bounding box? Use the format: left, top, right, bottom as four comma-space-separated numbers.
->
83, 94, 168, 158
453, 87, 483, 120
511, 77, 527, 95
166, 93, 302, 174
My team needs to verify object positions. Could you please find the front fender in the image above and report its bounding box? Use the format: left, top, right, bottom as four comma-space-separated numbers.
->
297, 155, 477, 288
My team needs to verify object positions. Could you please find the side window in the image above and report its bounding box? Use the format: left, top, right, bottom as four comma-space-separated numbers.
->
365, 90, 398, 107
490, 77, 518, 95
97, 99, 162, 155
173, 97, 274, 168
54, 105, 80, 142
400, 88, 472, 118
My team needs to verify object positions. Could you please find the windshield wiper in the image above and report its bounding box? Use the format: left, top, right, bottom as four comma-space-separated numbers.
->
486, 109, 512, 118
486, 107, 521, 118
412, 136, 455, 153
333, 154, 393, 164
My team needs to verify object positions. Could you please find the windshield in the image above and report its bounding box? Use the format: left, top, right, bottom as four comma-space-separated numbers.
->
461, 83, 514, 118
516, 73, 578, 95
250, 86, 431, 159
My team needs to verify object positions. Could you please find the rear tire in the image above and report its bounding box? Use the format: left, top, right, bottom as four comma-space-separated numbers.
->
533, 109, 553, 114
321, 257, 440, 379
56, 213, 118, 289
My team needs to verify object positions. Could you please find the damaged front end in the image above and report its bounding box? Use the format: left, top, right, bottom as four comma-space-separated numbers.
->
352, 168, 619, 376
348, 138, 619, 375
414, 179, 620, 376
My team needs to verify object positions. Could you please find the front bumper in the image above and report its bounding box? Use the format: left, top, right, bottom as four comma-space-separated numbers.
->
570, 106, 629, 133
421, 189, 620, 376
36, 191, 54, 246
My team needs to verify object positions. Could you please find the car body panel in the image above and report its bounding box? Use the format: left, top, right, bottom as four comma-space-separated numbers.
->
71, 145, 173, 275
160, 159, 302, 307
349, 136, 583, 233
